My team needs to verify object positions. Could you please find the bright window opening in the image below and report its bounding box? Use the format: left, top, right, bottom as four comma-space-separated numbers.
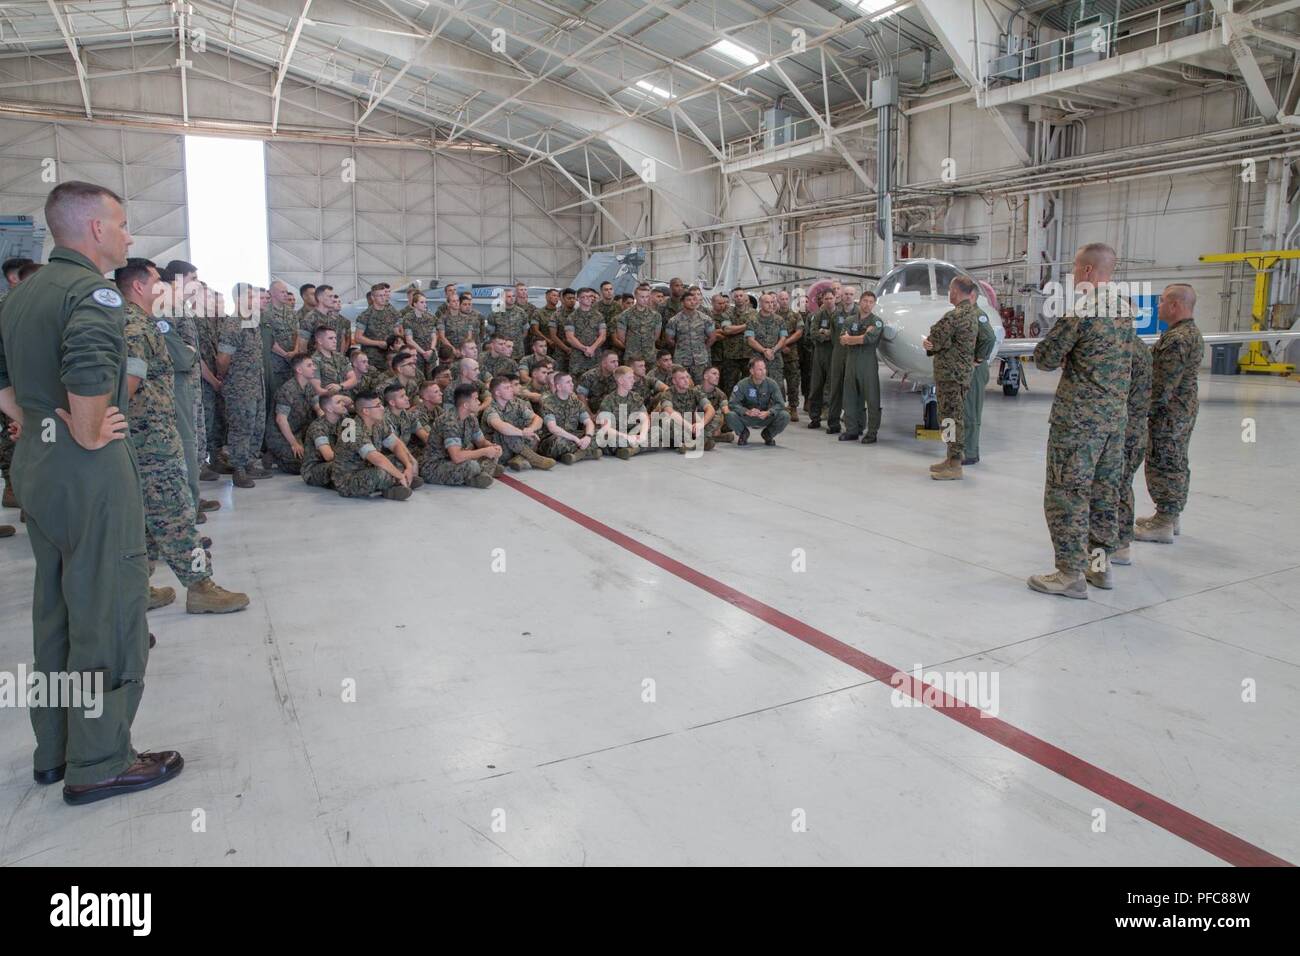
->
183, 135, 269, 304
711, 38, 759, 67
634, 79, 671, 99
847, 0, 908, 21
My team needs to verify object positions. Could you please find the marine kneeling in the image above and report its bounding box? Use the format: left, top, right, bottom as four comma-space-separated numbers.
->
726, 357, 790, 446
481, 374, 556, 471
596, 365, 653, 459
420, 382, 506, 488
332, 390, 423, 500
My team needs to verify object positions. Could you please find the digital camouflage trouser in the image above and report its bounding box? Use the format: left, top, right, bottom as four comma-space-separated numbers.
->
302, 461, 333, 488
1145, 414, 1196, 516
140, 457, 212, 588
334, 464, 398, 498
936, 380, 969, 458
1117, 421, 1148, 548
421, 455, 488, 485
782, 349, 801, 409
1044, 424, 1123, 572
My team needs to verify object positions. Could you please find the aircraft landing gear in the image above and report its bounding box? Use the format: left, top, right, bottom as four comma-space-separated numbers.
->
922, 384, 939, 430
998, 357, 1025, 397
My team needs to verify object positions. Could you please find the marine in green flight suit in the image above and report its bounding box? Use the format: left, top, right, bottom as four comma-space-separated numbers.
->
961, 306, 999, 464
0, 184, 180, 799
840, 291, 885, 443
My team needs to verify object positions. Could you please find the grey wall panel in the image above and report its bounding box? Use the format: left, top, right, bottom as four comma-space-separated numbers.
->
0, 118, 188, 266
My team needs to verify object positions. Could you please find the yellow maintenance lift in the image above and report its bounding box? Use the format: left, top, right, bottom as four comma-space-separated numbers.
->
1198, 250, 1299, 375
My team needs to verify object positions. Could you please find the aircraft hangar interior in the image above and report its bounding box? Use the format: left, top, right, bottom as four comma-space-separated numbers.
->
0, 0, 1298, 891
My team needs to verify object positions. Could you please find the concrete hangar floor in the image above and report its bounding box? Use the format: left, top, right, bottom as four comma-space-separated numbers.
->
0, 368, 1296, 866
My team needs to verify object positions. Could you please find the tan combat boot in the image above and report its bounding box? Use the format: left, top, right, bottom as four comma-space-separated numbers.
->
186, 579, 251, 614
2, 485, 17, 509
0, 524, 15, 538
520, 447, 556, 470
148, 586, 176, 610
506, 454, 532, 472
1135, 513, 1175, 544
615, 445, 640, 460
930, 455, 951, 472
1027, 569, 1088, 600
931, 455, 963, 481
789, 403, 800, 423
1111, 544, 1132, 566
1085, 566, 1113, 589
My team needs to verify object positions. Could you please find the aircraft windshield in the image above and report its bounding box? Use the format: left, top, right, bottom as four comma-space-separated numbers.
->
933, 264, 966, 295
878, 263, 933, 296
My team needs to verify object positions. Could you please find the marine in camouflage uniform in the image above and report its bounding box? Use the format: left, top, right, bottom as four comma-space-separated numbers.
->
481, 350, 520, 382
266, 372, 318, 474
535, 302, 569, 373
597, 293, 622, 349
656, 376, 714, 450
577, 361, 619, 411
331, 416, 405, 498
743, 306, 787, 382
487, 303, 531, 360
440, 309, 481, 359
564, 305, 606, 379
719, 304, 751, 394
217, 294, 268, 472
355, 301, 404, 367
925, 299, 980, 468
301, 413, 338, 488
123, 300, 213, 589
616, 304, 663, 367
1031, 291, 1133, 582
777, 304, 802, 415
481, 392, 550, 467
298, 307, 350, 349
539, 389, 598, 460
1116, 333, 1152, 554
421, 405, 499, 486
1143, 311, 1204, 523
403, 306, 439, 375
961, 308, 999, 462
262, 299, 298, 405
198, 311, 225, 465
664, 300, 714, 385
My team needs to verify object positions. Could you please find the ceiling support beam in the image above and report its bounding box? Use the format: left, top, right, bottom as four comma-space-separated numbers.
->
46, 0, 92, 118
769, 60, 874, 191
1212, 0, 1280, 121
271, 0, 313, 132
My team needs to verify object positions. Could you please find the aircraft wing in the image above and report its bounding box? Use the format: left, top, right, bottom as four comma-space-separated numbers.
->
995, 328, 1300, 358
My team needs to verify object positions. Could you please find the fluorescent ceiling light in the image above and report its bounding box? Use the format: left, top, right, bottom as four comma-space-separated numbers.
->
634, 79, 671, 99
711, 38, 759, 67
848, 0, 910, 21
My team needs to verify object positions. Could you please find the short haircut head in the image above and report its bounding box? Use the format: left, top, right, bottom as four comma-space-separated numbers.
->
113, 260, 154, 292
382, 382, 405, 403
316, 284, 334, 297
290, 352, 314, 371
352, 389, 382, 407
16, 262, 43, 281
949, 276, 977, 296
44, 181, 123, 243
299, 283, 316, 296
3, 257, 33, 278
1164, 282, 1197, 310
453, 382, 478, 407
1077, 242, 1117, 275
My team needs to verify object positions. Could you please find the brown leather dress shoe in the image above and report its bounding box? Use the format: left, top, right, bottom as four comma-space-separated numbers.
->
62, 750, 184, 806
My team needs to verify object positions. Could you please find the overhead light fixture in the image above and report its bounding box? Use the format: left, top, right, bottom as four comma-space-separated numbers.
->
711, 38, 759, 67
848, 0, 910, 21
634, 79, 671, 99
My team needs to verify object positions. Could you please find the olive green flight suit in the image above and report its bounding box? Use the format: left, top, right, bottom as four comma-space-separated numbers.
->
842, 311, 884, 438
159, 312, 201, 508
962, 312, 998, 460
825, 307, 851, 429
0, 246, 150, 785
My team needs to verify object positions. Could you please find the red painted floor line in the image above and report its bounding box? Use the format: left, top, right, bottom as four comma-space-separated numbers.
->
499, 474, 1293, 868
